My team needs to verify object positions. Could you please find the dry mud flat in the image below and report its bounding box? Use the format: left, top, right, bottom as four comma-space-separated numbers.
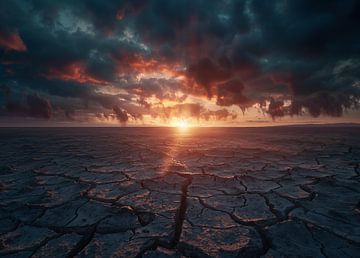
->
0, 126, 360, 257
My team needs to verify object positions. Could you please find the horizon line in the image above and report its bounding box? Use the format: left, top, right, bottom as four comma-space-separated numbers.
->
1, 122, 360, 129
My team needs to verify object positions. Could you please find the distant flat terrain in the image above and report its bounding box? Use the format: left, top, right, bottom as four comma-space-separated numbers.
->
0, 127, 360, 257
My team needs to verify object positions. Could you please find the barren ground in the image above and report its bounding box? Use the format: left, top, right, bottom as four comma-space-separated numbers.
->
0, 127, 359, 257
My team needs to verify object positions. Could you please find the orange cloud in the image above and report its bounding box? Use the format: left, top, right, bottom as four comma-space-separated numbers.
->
44, 62, 106, 85
0, 30, 27, 52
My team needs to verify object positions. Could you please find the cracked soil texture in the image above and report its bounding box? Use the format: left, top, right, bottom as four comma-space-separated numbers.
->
0, 127, 360, 257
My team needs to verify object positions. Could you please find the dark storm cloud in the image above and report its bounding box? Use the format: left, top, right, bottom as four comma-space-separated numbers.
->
5, 93, 52, 119
267, 98, 286, 119
0, 0, 360, 123
113, 105, 128, 123
216, 79, 249, 107
187, 57, 232, 97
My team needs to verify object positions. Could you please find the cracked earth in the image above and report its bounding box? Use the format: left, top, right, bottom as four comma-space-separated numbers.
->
0, 127, 360, 257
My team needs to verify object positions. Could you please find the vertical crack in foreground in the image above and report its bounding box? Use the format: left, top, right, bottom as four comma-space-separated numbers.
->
171, 175, 192, 247
134, 175, 193, 257
66, 225, 97, 258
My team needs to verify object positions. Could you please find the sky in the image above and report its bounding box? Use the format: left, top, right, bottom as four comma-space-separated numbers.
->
0, 0, 360, 126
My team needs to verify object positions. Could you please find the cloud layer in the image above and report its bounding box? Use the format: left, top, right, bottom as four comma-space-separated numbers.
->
1, 0, 359, 124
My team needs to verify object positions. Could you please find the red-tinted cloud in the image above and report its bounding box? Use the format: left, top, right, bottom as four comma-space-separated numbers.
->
0, 29, 27, 52
44, 62, 107, 85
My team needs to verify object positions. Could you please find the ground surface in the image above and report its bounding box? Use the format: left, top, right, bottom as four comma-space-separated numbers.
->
0, 126, 360, 258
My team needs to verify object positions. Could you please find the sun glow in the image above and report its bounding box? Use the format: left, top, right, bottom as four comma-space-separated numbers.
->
176, 120, 189, 128
174, 119, 189, 129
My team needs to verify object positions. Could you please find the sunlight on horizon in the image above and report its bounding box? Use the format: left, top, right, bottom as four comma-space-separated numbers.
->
175, 120, 189, 129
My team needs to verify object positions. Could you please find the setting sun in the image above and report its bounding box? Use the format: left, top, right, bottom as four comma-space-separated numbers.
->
175, 119, 189, 128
